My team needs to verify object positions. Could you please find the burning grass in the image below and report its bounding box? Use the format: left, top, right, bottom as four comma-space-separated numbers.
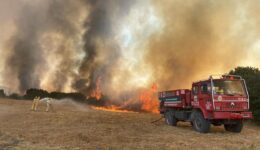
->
91, 105, 137, 113
88, 81, 159, 113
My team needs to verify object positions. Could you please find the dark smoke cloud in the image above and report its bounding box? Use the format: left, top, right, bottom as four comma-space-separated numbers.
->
42, 0, 85, 92
3, 0, 137, 95
73, 0, 136, 95
4, 0, 84, 93
5, 3, 45, 93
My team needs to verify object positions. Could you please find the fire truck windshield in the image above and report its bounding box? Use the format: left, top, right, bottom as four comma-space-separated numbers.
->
213, 80, 246, 96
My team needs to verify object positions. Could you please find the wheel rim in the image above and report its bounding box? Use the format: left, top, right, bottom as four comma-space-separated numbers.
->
166, 118, 170, 124
166, 113, 170, 125
195, 118, 202, 129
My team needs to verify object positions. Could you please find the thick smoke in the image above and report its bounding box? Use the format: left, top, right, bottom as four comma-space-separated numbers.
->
39, 0, 86, 92
73, 0, 136, 96
4, 2, 46, 93
0, 0, 260, 104
2, 0, 85, 93
146, 0, 260, 90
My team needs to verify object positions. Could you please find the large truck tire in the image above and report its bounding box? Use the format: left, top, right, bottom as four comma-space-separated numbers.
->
192, 111, 210, 133
165, 110, 177, 126
224, 121, 243, 133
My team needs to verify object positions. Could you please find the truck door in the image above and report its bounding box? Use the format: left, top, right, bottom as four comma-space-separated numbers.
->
191, 84, 199, 107
200, 82, 213, 111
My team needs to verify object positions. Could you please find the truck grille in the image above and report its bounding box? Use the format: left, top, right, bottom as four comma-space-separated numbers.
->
216, 102, 247, 111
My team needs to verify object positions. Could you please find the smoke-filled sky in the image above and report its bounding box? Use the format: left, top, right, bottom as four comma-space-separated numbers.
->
0, 0, 260, 99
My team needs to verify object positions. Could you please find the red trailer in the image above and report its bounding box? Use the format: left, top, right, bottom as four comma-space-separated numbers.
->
159, 75, 253, 133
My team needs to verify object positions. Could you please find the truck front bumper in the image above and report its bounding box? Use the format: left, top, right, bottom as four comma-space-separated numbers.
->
212, 111, 253, 119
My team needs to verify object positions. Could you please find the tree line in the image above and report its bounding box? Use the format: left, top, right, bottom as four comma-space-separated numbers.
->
0, 88, 85, 102
0, 88, 107, 106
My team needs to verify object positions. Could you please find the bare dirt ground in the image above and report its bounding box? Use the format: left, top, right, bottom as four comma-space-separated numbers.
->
0, 98, 260, 150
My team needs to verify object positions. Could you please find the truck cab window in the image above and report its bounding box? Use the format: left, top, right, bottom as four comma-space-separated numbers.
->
192, 86, 198, 95
201, 84, 209, 94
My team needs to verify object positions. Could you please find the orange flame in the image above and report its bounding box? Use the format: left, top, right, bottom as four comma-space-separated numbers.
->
139, 83, 159, 113
90, 76, 102, 100
92, 105, 136, 113
90, 80, 159, 113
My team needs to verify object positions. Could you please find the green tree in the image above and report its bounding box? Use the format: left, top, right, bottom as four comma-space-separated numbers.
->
0, 89, 5, 98
9, 93, 22, 100
23, 88, 49, 100
229, 67, 260, 122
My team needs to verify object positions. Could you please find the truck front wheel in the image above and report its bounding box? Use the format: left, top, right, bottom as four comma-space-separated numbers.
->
224, 121, 243, 133
165, 111, 177, 126
192, 111, 210, 133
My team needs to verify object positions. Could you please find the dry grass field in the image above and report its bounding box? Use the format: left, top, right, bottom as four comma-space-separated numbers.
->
0, 98, 260, 150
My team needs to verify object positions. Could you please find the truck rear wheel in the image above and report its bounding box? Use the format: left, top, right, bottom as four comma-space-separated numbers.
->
192, 111, 210, 133
224, 121, 243, 133
165, 111, 177, 126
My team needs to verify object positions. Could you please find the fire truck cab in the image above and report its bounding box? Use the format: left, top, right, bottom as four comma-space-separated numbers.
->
159, 75, 253, 133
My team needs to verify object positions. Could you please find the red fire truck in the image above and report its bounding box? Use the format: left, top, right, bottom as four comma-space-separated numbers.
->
159, 75, 253, 133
